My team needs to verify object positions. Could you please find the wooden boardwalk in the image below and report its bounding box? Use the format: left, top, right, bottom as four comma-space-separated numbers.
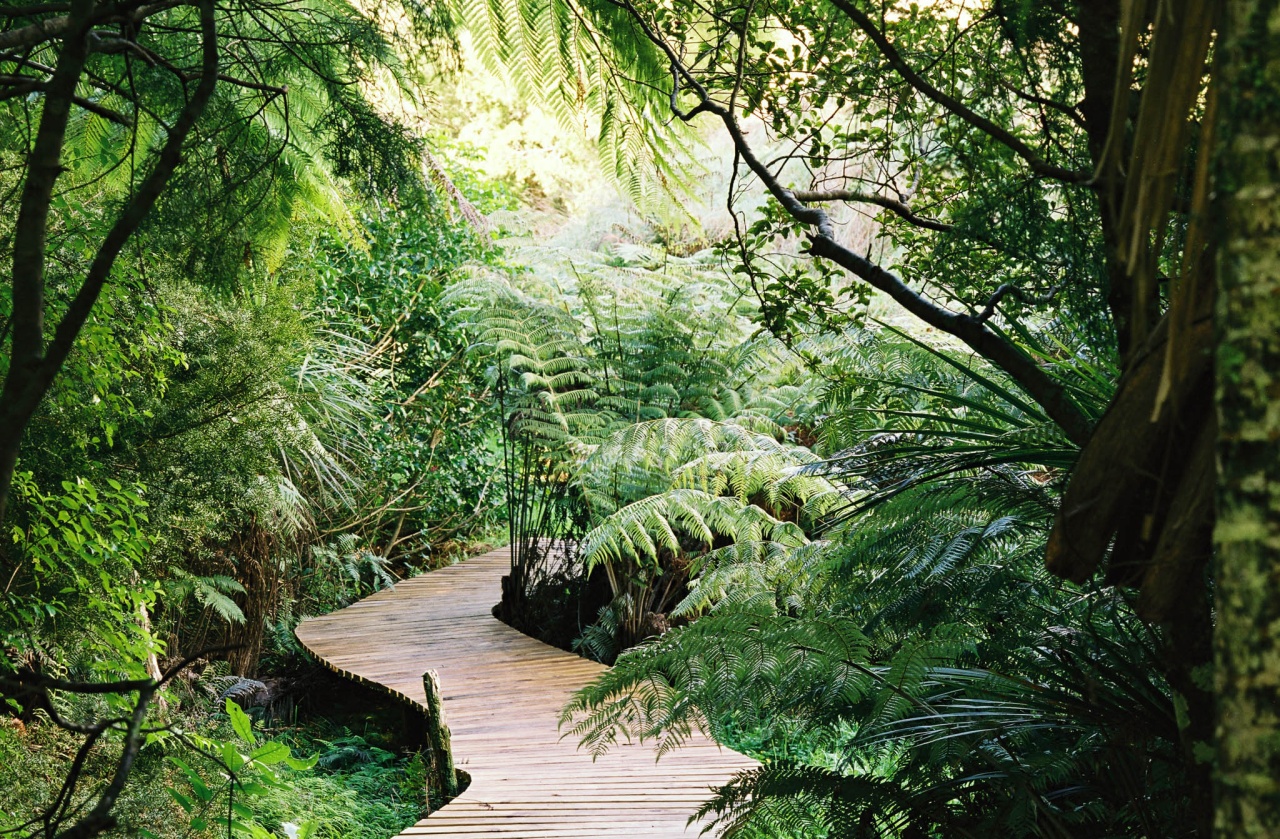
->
295, 547, 756, 838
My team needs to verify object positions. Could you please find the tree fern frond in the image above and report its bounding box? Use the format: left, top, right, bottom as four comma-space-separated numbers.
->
449, 0, 701, 213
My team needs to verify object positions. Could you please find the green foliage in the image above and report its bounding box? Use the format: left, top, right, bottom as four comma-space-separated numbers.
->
581, 489, 805, 579
576, 418, 790, 517
300, 208, 504, 557
675, 0, 1112, 345
164, 570, 248, 627
800, 325, 1110, 523
0, 692, 427, 839
561, 335, 1193, 837
0, 713, 190, 836
448, 242, 791, 641
3, 192, 503, 675
0, 2, 1208, 837
247, 726, 430, 839
2, 474, 159, 675
1, 25, 503, 817
449, 0, 699, 213
156, 700, 319, 839
306, 536, 396, 607
569, 509, 1192, 836
572, 599, 625, 664
0, 0, 445, 300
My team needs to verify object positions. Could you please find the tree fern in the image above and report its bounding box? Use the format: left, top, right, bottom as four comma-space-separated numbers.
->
565, 510, 1188, 835
672, 449, 844, 523
559, 329, 1189, 837
582, 489, 807, 572
164, 569, 248, 625
693, 764, 921, 839
575, 418, 790, 516
447, 247, 785, 630
673, 539, 833, 619
449, 0, 700, 213
561, 608, 876, 759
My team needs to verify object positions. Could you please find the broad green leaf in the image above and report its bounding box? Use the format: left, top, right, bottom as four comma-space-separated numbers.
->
226, 699, 255, 744
285, 753, 319, 771
249, 741, 291, 765
222, 740, 246, 773
167, 787, 195, 813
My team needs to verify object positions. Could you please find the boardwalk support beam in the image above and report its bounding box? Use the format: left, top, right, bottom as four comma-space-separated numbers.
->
423, 669, 458, 803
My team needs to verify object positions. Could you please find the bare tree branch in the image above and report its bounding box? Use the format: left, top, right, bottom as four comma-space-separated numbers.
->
792, 187, 956, 234
0, 645, 242, 838
974, 281, 1063, 323
0, 4, 73, 17
0, 71, 133, 124
0, 0, 185, 51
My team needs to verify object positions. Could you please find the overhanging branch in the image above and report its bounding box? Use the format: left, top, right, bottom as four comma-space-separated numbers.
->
792, 187, 956, 234
807, 235, 1092, 445
41, 0, 220, 385
611, 0, 1094, 446
0, 0, 220, 522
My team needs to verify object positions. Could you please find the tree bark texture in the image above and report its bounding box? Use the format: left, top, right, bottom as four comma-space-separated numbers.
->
423, 669, 458, 804
1214, 0, 1280, 834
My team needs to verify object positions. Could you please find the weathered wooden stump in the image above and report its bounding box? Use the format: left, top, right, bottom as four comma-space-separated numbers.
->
423, 669, 457, 804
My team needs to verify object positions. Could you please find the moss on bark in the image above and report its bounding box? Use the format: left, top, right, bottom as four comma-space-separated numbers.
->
1215, 1, 1280, 835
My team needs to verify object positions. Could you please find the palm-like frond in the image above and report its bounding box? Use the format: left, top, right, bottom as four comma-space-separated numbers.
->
673, 539, 833, 618
450, 0, 700, 213
673, 449, 844, 523
798, 326, 1092, 526
580, 489, 807, 574
694, 764, 922, 839
576, 418, 789, 516
561, 608, 874, 759
164, 569, 247, 625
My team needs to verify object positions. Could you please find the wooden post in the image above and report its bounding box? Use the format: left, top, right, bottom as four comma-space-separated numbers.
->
423, 669, 458, 801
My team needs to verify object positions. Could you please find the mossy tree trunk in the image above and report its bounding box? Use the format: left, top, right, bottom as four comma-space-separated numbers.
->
423, 669, 458, 804
1215, 1, 1280, 835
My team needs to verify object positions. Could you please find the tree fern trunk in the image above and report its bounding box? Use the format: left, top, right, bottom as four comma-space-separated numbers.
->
1214, 1, 1280, 834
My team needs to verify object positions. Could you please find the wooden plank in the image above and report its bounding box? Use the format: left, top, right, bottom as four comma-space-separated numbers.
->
295, 548, 756, 838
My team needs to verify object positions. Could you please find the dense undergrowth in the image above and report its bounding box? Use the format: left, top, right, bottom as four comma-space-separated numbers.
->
0, 669, 432, 838
1, 73, 511, 833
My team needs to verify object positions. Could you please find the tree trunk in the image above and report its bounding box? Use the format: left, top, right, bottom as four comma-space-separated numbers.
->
1214, 1, 1280, 835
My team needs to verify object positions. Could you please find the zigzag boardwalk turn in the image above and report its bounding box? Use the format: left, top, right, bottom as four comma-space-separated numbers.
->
295, 547, 757, 837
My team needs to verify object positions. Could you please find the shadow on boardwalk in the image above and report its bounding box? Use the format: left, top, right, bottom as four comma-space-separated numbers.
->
296, 547, 757, 838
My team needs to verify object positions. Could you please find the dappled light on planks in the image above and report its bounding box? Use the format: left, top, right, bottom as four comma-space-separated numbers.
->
296, 548, 756, 837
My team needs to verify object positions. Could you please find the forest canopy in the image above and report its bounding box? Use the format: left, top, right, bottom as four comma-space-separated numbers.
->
2, 0, 1279, 837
